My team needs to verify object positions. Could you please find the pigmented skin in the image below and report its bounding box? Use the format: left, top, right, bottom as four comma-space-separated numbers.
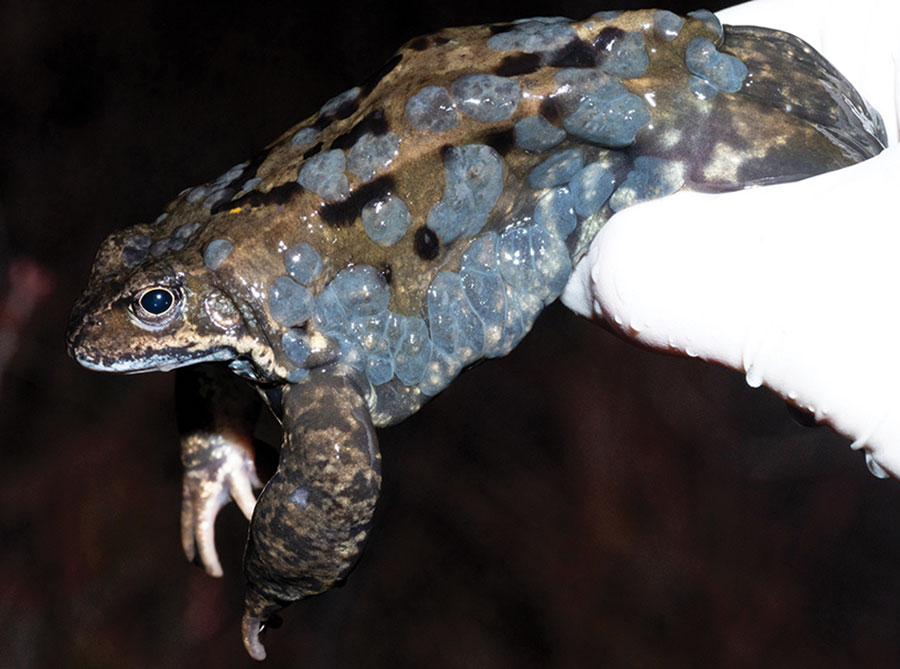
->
66, 9, 885, 660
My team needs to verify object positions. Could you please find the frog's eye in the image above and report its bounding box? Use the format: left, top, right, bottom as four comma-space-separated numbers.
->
133, 286, 181, 325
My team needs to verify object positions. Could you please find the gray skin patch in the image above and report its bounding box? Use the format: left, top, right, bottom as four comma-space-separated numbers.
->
122, 234, 152, 267
347, 132, 401, 182
427, 271, 485, 365
426, 144, 504, 244
215, 162, 249, 187
450, 74, 521, 123
174, 222, 200, 241
291, 127, 319, 148
654, 10, 684, 40
389, 314, 432, 386
533, 187, 577, 238
556, 69, 650, 147
486, 19, 577, 52
203, 188, 235, 210
598, 30, 649, 78
281, 328, 312, 366
327, 265, 390, 316
283, 242, 323, 285
689, 76, 720, 100
241, 177, 262, 192
268, 276, 314, 327
361, 195, 411, 246
498, 222, 570, 305
609, 156, 685, 211
204, 239, 234, 271
460, 239, 510, 351
685, 37, 749, 94
687, 9, 723, 41
514, 115, 566, 153
320, 87, 360, 117
313, 266, 392, 384
144, 221, 201, 257
528, 148, 584, 188
187, 186, 208, 203
592, 10, 622, 20
297, 149, 350, 203
199, 162, 248, 210
569, 162, 616, 217
405, 86, 458, 133
150, 238, 171, 257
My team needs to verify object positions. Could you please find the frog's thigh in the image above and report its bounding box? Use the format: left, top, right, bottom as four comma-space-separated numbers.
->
176, 363, 263, 577
241, 368, 381, 660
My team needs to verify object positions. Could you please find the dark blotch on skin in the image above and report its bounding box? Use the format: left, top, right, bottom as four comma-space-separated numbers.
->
318, 175, 396, 227
208, 147, 272, 205
484, 128, 515, 156
408, 36, 430, 51
234, 147, 274, 189
546, 39, 597, 68
539, 97, 562, 124
213, 181, 303, 214
204, 187, 235, 210
303, 142, 323, 160
331, 109, 389, 151
360, 54, 403, 96
413, 226, 439, 260
312, 97, 359, 132
438, 143, 455, 160
432, 36, 451, 46
332, 97, 359, 121
495, 52, 542, 76
380, 263, 392, 284
594, 26, 626, 60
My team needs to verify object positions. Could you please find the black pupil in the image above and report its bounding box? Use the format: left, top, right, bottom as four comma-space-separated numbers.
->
140, 289, 174, 315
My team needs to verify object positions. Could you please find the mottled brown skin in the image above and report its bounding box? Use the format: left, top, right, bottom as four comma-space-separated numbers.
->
242, 368, 380, 659
66, 9, 886, 661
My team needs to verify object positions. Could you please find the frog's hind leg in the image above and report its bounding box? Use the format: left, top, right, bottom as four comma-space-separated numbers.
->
241, 367, 381, 661
176, 363, 263, 578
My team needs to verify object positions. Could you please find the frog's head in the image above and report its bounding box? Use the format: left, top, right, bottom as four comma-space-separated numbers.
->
67, 223, 266, 376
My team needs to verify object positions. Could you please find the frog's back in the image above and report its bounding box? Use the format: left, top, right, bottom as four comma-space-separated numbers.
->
74, 9, 886, 425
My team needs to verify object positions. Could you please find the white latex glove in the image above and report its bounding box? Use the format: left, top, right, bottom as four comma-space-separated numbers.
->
562, 0, 900, 477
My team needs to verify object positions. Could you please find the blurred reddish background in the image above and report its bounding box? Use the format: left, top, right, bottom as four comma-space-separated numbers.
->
3, 1, 900, 667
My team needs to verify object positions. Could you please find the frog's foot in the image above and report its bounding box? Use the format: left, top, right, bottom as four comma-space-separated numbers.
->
239, 369, 381, 660
181, 432, 262, 577
241, 609, 280, 661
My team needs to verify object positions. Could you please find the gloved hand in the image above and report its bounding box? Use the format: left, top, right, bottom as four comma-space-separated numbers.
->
562, 0, 900, 477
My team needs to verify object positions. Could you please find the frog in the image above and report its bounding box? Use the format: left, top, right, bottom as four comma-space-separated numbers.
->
66, 8, 886, 660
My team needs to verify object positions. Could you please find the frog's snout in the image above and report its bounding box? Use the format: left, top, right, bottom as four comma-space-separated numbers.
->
66, 307, 100, 366
65, 309, 90, 360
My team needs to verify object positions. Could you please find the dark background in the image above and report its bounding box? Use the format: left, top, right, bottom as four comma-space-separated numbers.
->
3, 1, 900, 667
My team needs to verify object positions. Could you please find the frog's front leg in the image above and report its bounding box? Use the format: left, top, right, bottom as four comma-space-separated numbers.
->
176, 363, 263, 577
241, 366, 381, 660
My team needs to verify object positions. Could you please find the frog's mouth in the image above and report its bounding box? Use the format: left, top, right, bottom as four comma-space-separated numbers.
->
66, 307, 235, 374
71, 346, 235, 374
